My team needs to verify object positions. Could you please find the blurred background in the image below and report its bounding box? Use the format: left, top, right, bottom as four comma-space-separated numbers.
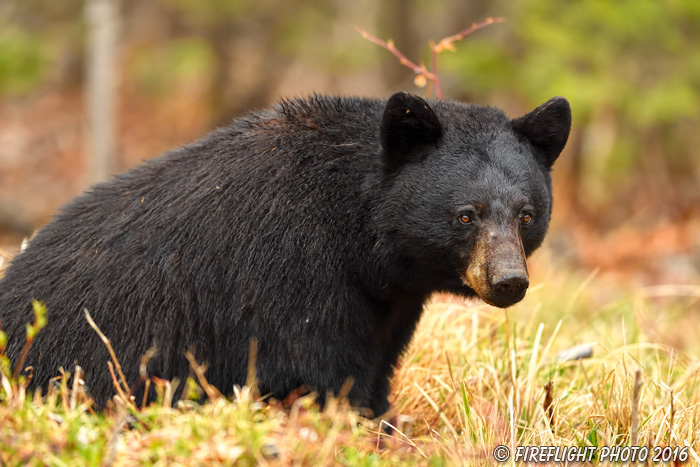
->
0, 0, 698, 287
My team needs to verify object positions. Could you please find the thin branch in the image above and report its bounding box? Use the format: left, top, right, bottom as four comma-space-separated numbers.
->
128, 346, 156, 406
433, 17, 505, 53
84, 308, 130, 400
108, 362, 134, 408
185, 351, 223, 401
12, 339, 33, 379
357, 17, 504, 100
70, 365, 82, 411
245, 338, 259, 397
141, 378, 151, 410
12, 302, 47, 379
430, 17, 504, 100
355, 26, 437, 81
430, 41, 442, 100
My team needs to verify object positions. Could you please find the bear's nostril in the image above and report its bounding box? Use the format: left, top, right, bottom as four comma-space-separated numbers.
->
493, 274, 529, 297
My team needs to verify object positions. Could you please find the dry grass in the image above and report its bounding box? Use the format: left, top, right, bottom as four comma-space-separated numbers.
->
1, 245, 700, 465
0, 247, 12, 278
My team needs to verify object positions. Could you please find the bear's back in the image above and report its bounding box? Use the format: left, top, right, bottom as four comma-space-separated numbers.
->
0, 96, 388, 404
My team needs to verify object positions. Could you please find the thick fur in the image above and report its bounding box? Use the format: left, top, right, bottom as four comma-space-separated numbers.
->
0, 94, 570, 414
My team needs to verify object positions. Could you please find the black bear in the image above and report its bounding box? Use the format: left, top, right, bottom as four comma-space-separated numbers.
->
0, 92, 570, 415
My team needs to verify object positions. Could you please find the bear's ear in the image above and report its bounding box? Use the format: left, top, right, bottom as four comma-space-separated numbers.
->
380, 92, 442, 168
512, 97, 571, 169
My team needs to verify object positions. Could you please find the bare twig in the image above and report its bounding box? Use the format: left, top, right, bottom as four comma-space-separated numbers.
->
84, 308, 131, 402
432, 18, 505, 54
12, 302, 48, 379
59, 368, 70, 412
430, 17, 504, 99
108, 362, 134, 408
355, 26, 436, 81
128, 346, 156, 407
357, 17, 504, 99
163, 378, 177, 408
70, 365, 82, 411
141, 378, 151, 410
11, 342, 32, 378
430, 42, 441, 99
246, 338, 258, 395
185, 351, 223, 401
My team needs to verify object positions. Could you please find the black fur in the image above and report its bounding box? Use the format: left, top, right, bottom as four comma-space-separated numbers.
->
512, 97, 571, 168
380, 92, 442, 170
0, 93, 570, 415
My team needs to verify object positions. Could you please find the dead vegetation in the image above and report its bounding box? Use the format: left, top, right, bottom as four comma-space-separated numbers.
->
1, 244, 699, 465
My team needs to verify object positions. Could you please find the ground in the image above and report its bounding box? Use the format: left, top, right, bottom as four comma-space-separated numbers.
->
1, 242, 699, 465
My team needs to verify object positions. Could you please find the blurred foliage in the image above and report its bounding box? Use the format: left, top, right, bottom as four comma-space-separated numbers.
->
0, 0, 698, 227
0, 1, 84, 94
439, 0, 700, 222
127, 38, 216, 95
0, 26, 52, 96
444, 1, 700, 124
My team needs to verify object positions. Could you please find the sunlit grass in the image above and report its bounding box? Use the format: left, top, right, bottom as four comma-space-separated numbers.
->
1, 245, 699, 465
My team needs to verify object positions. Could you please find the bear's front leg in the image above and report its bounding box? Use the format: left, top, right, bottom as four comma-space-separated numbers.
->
369, 374, 392, 419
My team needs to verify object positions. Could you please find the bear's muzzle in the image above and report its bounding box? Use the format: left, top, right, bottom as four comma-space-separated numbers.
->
464, 223, 529, 308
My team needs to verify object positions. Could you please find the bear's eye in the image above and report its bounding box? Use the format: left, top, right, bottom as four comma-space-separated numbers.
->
459, 213, 473, 225
520, 213, 533, 225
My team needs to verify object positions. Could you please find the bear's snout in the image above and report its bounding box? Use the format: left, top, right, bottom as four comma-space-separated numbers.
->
465, 223, 530, 308
489, 272, 529, 308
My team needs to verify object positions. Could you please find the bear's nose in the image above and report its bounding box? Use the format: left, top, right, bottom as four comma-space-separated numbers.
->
491, 273, 529, 306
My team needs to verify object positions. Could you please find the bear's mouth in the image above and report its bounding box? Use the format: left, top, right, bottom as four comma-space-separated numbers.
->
462, 268, 529, 309
462, 261, 529, 308
478, 290, 527, 308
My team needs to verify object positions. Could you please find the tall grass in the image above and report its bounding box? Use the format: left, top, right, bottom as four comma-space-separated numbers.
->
1, 245, 699, 465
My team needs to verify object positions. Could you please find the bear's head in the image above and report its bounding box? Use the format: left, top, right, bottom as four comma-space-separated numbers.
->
377, 92, 571, 308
